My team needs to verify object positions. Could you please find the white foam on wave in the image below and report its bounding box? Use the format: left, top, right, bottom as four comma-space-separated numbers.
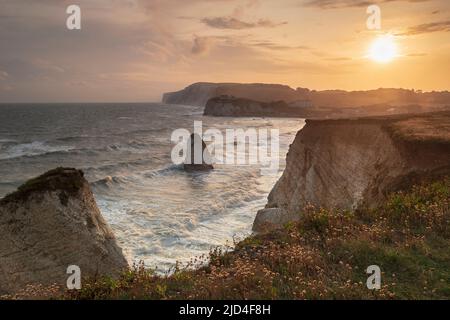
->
92, 163, 281, 271
0, 141, 74, 160
88, 117, 305, 272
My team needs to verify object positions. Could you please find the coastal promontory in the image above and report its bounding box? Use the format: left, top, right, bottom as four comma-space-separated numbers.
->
254, 111, 450, 231
0, 168, 128, 295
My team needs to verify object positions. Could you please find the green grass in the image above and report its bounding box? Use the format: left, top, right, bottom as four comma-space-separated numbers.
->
0, 167, 84, 206
10, 177, 450, 300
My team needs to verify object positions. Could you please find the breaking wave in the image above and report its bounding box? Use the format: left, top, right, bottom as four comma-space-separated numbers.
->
0, 141, 75, 160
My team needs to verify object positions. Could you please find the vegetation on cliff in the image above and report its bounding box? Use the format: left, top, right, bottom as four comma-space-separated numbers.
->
0, 167, 85, 206
47, 176, 449, 300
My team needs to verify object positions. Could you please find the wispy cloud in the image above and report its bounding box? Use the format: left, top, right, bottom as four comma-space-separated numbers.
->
303, 0, 430, 9
324, 57, 353, 61
396, 20, 450, 35
406, 53, 428, 57
191, 36, 217, 55
0, 71, 9, 81
202, 17, 287, 29
251, 41, 310, 51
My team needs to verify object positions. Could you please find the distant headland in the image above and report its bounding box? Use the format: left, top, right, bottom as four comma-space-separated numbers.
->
163, 82, 450, 118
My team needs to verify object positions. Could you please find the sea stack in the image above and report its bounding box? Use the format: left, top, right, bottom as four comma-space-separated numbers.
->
0, 168, 128, 295
183, 133, 214, 172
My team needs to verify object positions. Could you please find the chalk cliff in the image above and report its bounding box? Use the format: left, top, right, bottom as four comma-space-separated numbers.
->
203, 96, 310, 117
162, 82, 300, 107
0, 168, 128, 294
163, 83, 450, 117
253, 112, 450, 231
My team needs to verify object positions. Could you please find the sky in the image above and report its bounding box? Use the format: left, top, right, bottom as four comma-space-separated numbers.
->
0, 0, 449, 102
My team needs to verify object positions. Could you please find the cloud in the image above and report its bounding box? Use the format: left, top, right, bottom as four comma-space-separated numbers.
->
0, 84, 13, 92
251, 41, 310, 51
396, 20, 450, 35
0, 0, 446, 102
324, 57, 353, 61
406, 53, 428, 57
231, 0, 260, 18
191, 36, 216, 55
303, 0, 430, 9
202, 17, 287, 29
0, 71, 9, 81
31, 59, 65, 73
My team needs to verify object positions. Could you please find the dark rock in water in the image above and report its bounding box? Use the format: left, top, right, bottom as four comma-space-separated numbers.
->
0, 167, 128, 295
183, 133, 214, 171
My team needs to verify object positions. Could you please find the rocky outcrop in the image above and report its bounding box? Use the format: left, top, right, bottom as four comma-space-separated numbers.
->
253, 111, 450, 232
0, 168, 128, 294
184, 133, 214, 171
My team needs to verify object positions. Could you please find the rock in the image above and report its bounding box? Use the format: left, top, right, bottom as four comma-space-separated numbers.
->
183, 133, 214, 171
252, 208, 297, 232
253, 111, 450, 232
0, 168, 128, 295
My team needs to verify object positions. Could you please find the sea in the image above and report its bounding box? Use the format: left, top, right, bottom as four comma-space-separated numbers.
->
0, 103, 305, 271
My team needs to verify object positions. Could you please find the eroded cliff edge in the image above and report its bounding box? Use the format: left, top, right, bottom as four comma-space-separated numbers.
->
254, 111, 450, 231
0, 168, 128, 295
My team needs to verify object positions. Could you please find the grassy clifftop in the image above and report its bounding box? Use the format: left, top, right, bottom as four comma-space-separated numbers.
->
0, 168, 85, 206
387, 111, 450, 145
306, 111, 450, 145
47, 177, 450, 300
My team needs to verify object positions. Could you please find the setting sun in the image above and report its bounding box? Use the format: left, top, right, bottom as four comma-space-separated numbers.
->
368, 35, 398, 64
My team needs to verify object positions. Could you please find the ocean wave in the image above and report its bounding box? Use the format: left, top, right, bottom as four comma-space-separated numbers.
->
0, 141, 75, 160
106, 140, 152, 153
112, 127, 168, 137
0, 138, 16, 149
54, 134, 108, 143
52, 141, 155, 155
91, 175, 127, 189
83, 157, 161, 174
183, 111, 204, 116
143, 164, 183, 178
90, 164, 183, 191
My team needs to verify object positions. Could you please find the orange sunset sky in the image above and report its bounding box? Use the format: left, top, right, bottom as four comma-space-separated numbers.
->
0, 0, 449, 102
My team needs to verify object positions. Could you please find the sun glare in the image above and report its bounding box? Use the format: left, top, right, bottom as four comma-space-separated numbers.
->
368, 35, 398, 64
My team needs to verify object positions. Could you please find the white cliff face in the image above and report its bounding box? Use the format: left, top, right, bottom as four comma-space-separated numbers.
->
204, 98, 274, 116
162, 82, 301, 107
254, 112, 450, 232
203, 96, 307, 117
163, 83, 450, 109
162, 83, 222, 107
0, 168, 128, 295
